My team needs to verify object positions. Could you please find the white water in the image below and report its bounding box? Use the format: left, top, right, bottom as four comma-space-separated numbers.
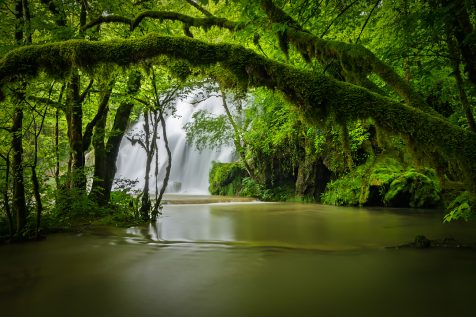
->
114, 92, 235, 194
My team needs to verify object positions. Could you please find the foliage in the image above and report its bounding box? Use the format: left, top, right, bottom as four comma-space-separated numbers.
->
321, 174, 363, 206
208, 161, 294, 201
444, 191, 475, 222
383, 168, 441, 208
240, 177, 274, 201
209, 161, 247, 196
185, 109, 233, 151
92, 191, 142, 227
322, 156, 441, 208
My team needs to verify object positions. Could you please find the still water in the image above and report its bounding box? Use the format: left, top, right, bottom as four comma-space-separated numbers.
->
2, 202, 476, 317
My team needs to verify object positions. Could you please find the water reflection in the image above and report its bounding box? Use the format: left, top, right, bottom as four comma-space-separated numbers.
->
2, 202, 476, 317
125, 203, 476, 251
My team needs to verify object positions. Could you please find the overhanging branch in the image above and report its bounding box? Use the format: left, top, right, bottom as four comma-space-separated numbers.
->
260, 0, 431, 112
0, 34, 475, 190
82, 11, 242, 33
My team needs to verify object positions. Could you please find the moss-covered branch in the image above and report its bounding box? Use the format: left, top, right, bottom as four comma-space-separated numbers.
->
84, 2, 430, 113
83, 11, 242, 33
259, 0, 430, 112
132, 11, 241, 32
0, 34, 475, 190
82, 15, 132, 31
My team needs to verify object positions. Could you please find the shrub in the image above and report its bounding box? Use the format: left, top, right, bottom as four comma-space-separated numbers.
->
209, 161, 247, 196
321, 156, 441, 208
383, 168, 441, 208
444, 191, 474, 222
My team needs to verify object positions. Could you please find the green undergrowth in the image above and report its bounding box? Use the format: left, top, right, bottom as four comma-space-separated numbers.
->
39, 189, 144, 233
444, 191, 475, 222
209, 161, 247, 196
209, 161, 295, 201
321, 157, 441, 208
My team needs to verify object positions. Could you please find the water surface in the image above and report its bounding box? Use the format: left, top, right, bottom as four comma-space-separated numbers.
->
1, 203, 476, 316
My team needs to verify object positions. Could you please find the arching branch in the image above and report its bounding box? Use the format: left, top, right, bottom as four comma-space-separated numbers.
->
0, 34, 475, 190
259, 0, 431, 112
82, 15, 132, 31
82, 11, 242, 33
131, 11, 241, 32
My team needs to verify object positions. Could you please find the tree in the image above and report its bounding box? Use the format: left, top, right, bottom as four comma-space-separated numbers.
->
127, 66, 187, 221
184, 83, 256, 178
89, 70, 142, 206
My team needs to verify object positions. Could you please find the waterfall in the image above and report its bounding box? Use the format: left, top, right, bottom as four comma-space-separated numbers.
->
114, 91, 235, 195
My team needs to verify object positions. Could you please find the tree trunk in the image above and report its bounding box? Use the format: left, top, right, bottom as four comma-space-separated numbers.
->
102, 102, 135, 203
295, 138, 331, 201
88, 81, 114, 205
90, 100, 135, 205
55, 107, 60, 187
21, 0, 32, 44
0, 152, 14, 237
12, 106, 27, 236
90, 72, 140, 205
152, 109, 172, 221
10, 0, 30, 237
139, 112, 155, 220
79, 0, 87, 29
89, 106, 107, 206
442, 0, 476, 87
447, 35, 476, 133
66, 71, 86, 189
31, 165, 42, 237
13, 1, 23, 44
219, 89, 256, 180
31, 115, 46, 238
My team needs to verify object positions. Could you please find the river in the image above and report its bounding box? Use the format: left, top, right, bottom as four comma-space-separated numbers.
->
1, 202, 476, 316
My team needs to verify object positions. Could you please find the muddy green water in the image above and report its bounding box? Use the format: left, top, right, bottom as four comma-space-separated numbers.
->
2, 202, 476, 317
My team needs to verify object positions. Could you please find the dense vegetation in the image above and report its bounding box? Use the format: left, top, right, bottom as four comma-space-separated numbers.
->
1, 0, 475, 241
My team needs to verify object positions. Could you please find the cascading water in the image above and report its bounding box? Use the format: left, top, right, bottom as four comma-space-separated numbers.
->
114, 91, 235, 195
